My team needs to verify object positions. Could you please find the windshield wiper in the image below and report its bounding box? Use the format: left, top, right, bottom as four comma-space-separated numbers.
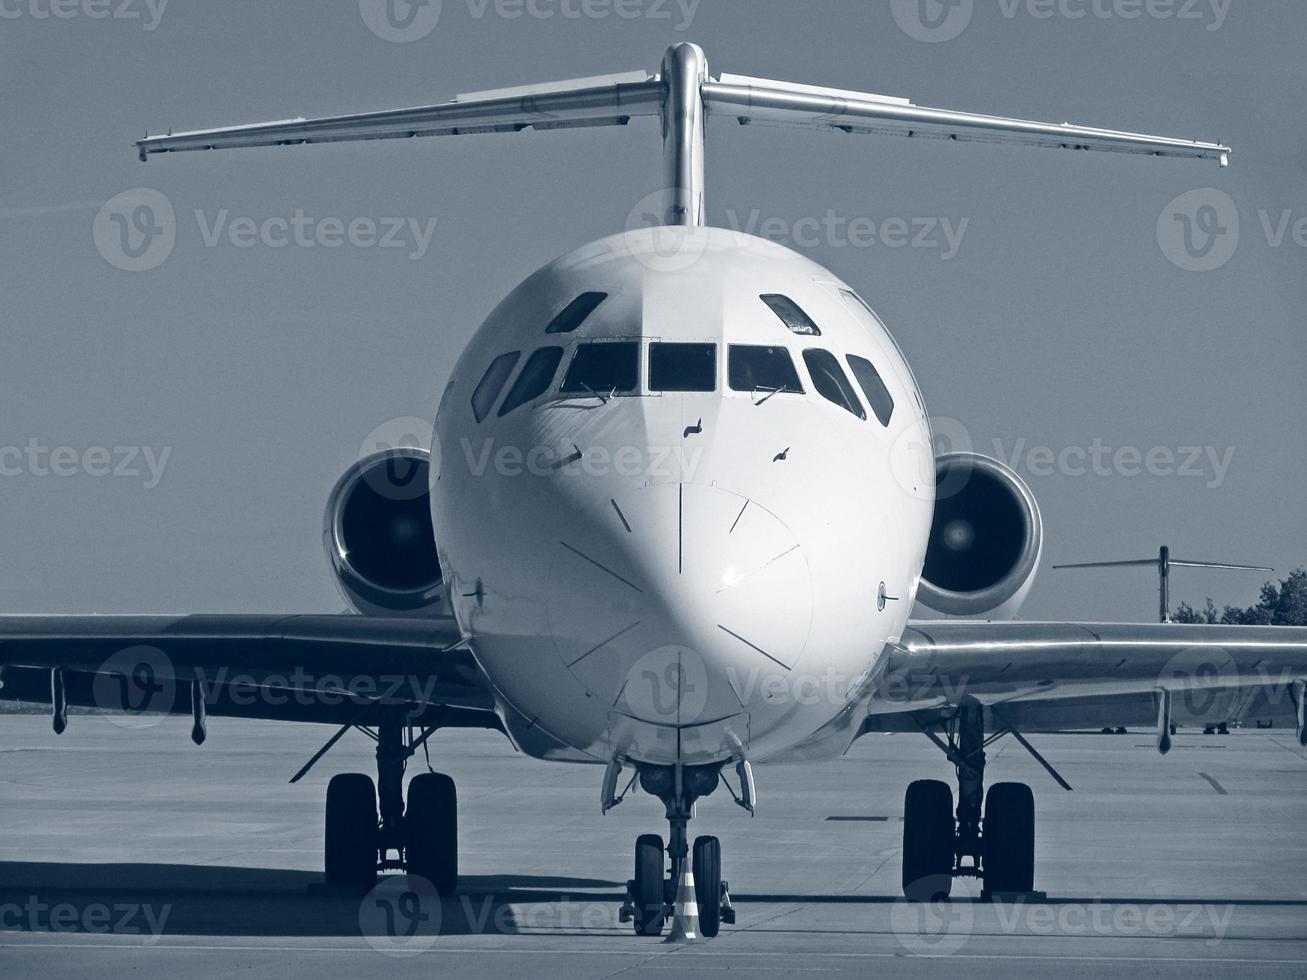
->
753, 385, 783, 406
580, 382, 611, 405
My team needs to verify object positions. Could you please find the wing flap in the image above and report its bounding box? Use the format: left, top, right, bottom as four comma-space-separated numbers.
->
136, 74, 664, 159
703, 78, 1230, 166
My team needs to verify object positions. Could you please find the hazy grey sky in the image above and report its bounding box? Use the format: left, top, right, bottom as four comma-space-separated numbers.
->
1, 0, 1303, 621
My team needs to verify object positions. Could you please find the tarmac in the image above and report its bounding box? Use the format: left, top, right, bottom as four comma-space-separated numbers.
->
1, 712, 1305, 977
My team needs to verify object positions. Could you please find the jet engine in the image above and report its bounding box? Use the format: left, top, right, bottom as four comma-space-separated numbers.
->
916, 452, 1043, 619
323, 448, 445, 616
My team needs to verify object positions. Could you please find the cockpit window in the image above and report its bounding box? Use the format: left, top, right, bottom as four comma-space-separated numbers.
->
471, 351, 520, 423
546, 292, 608, 334
650, 343, 716, 392
728, 345, 804, 395
499, 346, 564, 416
802, 349, 866, 420
560, 342, 639, 395
847, 355, 895, 427
760, 294, 821, 336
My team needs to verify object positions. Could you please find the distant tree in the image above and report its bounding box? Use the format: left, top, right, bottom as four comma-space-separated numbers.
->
1174, 568, 1307, 626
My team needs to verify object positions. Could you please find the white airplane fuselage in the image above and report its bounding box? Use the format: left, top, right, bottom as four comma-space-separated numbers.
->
432, 227, 936, 768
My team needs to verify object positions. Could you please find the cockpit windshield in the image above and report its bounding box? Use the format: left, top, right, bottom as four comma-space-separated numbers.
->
560, 342, 640, 395
728, 345, 804, 395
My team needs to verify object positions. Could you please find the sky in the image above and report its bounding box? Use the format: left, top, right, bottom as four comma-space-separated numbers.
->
1, 0, 1303, 621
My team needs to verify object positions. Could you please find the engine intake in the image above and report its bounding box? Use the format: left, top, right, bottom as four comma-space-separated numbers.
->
324, 448, 444, 616
917, 452, 1042, 619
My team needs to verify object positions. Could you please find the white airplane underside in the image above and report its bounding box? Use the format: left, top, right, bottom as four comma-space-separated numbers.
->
3, 43, 1303, 934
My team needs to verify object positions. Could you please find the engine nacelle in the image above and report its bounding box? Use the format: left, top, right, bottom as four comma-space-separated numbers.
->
917, 452, 1043, 619
323, 448, 445, 616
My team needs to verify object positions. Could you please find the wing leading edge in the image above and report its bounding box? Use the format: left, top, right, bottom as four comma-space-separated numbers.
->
865, 621, 1307, 738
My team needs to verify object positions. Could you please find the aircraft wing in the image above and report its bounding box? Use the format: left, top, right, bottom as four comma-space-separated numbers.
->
135, 71, 663, 160
862, 622, 1307, 740
702, 74, 1230, 166
0, 614, 501, 732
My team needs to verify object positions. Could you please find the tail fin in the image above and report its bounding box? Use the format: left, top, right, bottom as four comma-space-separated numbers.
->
136, 42, 1230, 227
1055, 546, 1271, 622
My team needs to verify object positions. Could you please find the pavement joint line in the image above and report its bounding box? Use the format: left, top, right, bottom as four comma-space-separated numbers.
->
2, 943, 1307, 964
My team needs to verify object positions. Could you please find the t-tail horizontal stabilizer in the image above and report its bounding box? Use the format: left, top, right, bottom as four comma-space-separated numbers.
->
136, 43, 1231, 227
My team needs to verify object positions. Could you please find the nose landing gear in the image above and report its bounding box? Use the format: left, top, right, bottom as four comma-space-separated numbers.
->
618, 763, 736, 937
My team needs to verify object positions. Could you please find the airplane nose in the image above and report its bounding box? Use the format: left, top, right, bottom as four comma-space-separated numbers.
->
545, 483, 813, 757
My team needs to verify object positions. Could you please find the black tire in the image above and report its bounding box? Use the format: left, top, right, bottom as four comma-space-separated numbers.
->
983, 782, 1035, 895
633, 833, 665, 936
325, 772, 378, 887
405, 772, 458, 896
692, 835, 722, 938
902, 779, 954, 901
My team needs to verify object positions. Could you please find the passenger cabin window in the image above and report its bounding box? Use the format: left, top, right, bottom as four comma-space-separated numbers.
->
546, 292, 608, 334
471, 351, 521, 423
650, 343, 716, 392
560, 342, 639, 396
847, 355, 895, 427
499, 346, 564, 417
802, 349, 866, 420
760, 294, 821, 336
728, 345, 804, 395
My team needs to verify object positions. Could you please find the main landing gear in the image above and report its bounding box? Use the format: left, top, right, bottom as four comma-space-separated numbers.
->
902, 699, 1038, 901
618, 763, 738, 937
323, 716, 459, 893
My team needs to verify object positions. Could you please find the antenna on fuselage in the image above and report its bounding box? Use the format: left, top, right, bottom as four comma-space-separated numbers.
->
135, 43, 1231, 229
1054, 545, 1272, 623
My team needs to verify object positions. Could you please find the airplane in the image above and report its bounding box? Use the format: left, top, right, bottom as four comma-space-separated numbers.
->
3, 42, 1306, 939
